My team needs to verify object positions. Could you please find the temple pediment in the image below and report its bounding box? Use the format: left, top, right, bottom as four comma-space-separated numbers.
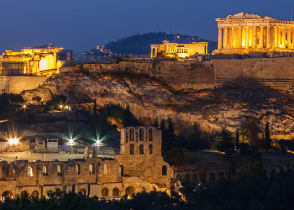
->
227, 12, 262, 19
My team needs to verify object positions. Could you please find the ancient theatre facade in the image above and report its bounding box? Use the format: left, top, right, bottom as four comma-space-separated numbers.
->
214, 12, 294, 54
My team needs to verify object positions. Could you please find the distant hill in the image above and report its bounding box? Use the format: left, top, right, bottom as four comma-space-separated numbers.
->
104, 32, 217, 56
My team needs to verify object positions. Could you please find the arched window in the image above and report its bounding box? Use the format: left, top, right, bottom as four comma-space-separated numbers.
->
126, 131, 129, 143
149, 144, 153, 154
42, 165, 48, 176
76, 164, 80, 175
119, 165, 124, 176
130, 129, 134, 141
209, 172, 216, 182
31, 190, 39, 199
28, 166, 33, 177
184, 173, 190, 182
103, 164, 107, 174
148, 129, 153, 141
89, 164, 94, 175
57, 165, 62, 176
102, 188, 109, 198
79, 188, 87, 196
112, 188, 120, 197
139, 144, 144, 154
125, 187, 135, 198
130, 144, 134, 155
200, 173, 206, 184
139, 128, 144, 141
162, 165, 167, 176
218, 172, 225, 180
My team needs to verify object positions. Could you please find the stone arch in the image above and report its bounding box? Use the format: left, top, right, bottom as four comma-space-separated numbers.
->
27, 166, 33, 177
2, 191, 13, 200
130, 128, 135, 141
112, 187, 120, 197
148, 128, 153, 141
139, 128, 144, 141
79, 188, 87, 196
148, 144, 153, 154
102, 188, 109, 198
125, 186, 135, 198
209, 172, 216, 182
130, 144, 134, 155
31, 190, 39, 199
21, 191, 29, 199
139, 144, 144, 154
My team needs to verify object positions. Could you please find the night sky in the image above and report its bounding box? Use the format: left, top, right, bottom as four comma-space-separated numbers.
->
0, 0, 293, 52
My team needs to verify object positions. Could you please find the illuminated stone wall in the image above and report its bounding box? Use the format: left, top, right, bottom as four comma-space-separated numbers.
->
151, 40, 208, 58
0, 76, 47, 94
214, 12, 294, 54
1, 46, 65, 76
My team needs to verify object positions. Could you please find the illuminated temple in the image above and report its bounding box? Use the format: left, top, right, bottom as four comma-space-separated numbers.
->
151, 40, 208, 58
214, 12, 294, 54
0, 44, 71, 76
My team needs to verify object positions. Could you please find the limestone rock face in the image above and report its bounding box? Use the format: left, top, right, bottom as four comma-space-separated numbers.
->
21, 61, 294, 139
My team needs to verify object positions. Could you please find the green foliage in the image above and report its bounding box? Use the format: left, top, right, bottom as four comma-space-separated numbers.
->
217, 130, 235, 155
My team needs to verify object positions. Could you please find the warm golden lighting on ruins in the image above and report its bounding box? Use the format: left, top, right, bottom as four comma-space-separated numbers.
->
8, 137, 19, 146
214, 12, 294, 54
0, 44, 68, 76
151, 40, 208, 58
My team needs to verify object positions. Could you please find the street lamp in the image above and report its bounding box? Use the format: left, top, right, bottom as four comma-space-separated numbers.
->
8, 137, 19, 146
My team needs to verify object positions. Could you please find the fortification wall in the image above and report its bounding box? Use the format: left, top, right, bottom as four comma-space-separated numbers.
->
0, 76, 47, 94
209, 57, 294, 87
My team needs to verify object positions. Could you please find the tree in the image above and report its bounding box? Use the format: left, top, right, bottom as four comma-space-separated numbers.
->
264, 122, 271, 150
217, 130, 235, 155
235, 129, 240, 150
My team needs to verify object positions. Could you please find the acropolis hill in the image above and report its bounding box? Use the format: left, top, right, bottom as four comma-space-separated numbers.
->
20, 57, 294, 140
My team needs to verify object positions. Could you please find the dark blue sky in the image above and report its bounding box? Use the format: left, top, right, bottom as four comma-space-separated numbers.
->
0, 0, 293, 52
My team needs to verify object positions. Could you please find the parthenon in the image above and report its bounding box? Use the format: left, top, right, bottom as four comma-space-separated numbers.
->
214, 12, 294, 54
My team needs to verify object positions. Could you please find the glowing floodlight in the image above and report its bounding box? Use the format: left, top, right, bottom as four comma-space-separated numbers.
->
8, 137, 19, 146
68, 137, 75, 146
94, 139, 103, 147
22, 104, 27, 110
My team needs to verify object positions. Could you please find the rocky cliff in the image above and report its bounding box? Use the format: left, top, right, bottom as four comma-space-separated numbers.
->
22, 58, 294, 139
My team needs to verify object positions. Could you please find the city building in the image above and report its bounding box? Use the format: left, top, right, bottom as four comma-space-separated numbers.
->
151, 40, 208, 58
214, 12, 294, 54
0, 44, 71, 76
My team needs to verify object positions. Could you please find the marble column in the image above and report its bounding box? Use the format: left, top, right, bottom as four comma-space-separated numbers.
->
287, 27, 291, 49
238, 26, 242, 48
231, 26, 235, 48
253, 26, 257, 48
246, 26, 249, 48
224, 27, 228, 48
282, 26, 286, 48
218, 27, 223, 49
267, 26, 271, 49
277, 26, 281, 48
260, 26, 264, 48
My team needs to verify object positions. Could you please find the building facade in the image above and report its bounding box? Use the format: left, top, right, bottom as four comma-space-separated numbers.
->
151, 40, 208, 58
0, 44, 71, 76
0, 126, 288, 201
214, 12, 294, 54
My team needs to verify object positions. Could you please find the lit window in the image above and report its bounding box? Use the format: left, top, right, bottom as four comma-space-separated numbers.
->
149, 144, 153, 154
76, 164, 80, 175
89, 164, 95, 175
28, 166, 33, 177
103, 164, 107, 174
42, 165, 48, 176
57, 165, 62, 176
